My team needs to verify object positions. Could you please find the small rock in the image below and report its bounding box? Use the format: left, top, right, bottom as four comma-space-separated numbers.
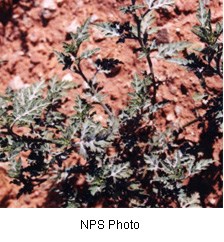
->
174, 105, 182, 116
93, 114, 104, 123
28, 29, 40, 44
41, 0, 57, 21
209, 197, 216, 205
90, 14, 99, 23
41, 9, 54, 20
155, 28, 169, 45
42, 0, 57, 10
9, 76, 29, 90
166, 112, 175, 122
66, 19, 79, 33
62, 73, 74, 82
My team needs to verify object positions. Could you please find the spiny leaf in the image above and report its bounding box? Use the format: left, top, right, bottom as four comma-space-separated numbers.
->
109, 163, 133, 181
190, 159, 214, 175
80, 48, 100, 60
157, 42, 190, 58
95, 22, 122, 37
12, 81, 50, 126
47, 77, 76, 102
70, 18, 91, 46
167, 57, 194, 66
54, 51, 73, 70
197, 0, 209, 27
178, 190, 201, 208
8, 158, 22, 179
141, 10, 155, 36
144, 0, 175, 10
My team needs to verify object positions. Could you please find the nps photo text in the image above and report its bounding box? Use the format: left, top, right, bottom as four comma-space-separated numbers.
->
81, 219, 140, 230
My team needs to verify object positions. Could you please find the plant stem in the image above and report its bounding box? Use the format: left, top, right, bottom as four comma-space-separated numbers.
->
133, 13, 157, 105
182, 116, 203, 129
76, 63, 114, 120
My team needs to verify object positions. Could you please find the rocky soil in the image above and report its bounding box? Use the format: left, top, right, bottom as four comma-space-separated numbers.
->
0, 0, 223, 207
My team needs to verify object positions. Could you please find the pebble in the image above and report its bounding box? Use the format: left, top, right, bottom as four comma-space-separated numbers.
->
41, 0, 57, 21
66, 19, 79, 33
41, 9, 54, 20
9, 76, 29, 90
28, 29, 40, 44
42, 0, 57, 11
62, 73, 74, 82
174, 105, 182, 116
166, 112, 176, 122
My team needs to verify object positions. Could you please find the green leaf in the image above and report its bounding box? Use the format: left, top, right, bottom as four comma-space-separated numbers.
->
192, 92, 207, 102
54, 51, 73, 70
0, 97, 7, 117
12, 81, 50, 126
214, 22, 223, 38
70, 18, 91, 47
178, 190, 201, 208
80, 48, 100, 60
95, 22, 121, 37
141, 10, 155, 36
197, 0, 208, 27
144, 0, 174, 10
190, 159, 214, 175
167, 57, 194, 66
109, 163, 133, 181
47, 77, 76, 102
157, 42, 190, 58
8, 158, 22, 179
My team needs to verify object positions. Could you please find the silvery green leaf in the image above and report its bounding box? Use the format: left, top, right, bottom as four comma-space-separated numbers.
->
138, 51, 147, 59
167, 58, 194, 66
95, 22, 121, 37
80, 48, 100, 60
8, 158, 22, 179
190, 159, 214, 175
141, 10, 155, 36
109, 163, 133, 181
47, 77, 76, 102
89, 186, 101, 196
157, 42, 190, 58
70, 18, 91, 46
178, 189, 201, 208
0, 97, 7, 117
215, 22, 223, 37
144, 0, 175, 10
147, 27, 158, 36
144, 154, 160, 171
197, 0, 208, 27
12, 81, 50, 126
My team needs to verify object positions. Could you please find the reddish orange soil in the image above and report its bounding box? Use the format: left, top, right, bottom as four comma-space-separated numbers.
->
0, 0, 223, 207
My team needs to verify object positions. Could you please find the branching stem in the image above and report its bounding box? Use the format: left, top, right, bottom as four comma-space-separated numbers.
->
76, 63, 115, 121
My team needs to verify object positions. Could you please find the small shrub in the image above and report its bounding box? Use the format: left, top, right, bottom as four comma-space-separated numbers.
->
0, 0, 222, 207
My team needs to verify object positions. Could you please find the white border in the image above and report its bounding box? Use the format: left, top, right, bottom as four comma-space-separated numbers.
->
0, 208, 223, 242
